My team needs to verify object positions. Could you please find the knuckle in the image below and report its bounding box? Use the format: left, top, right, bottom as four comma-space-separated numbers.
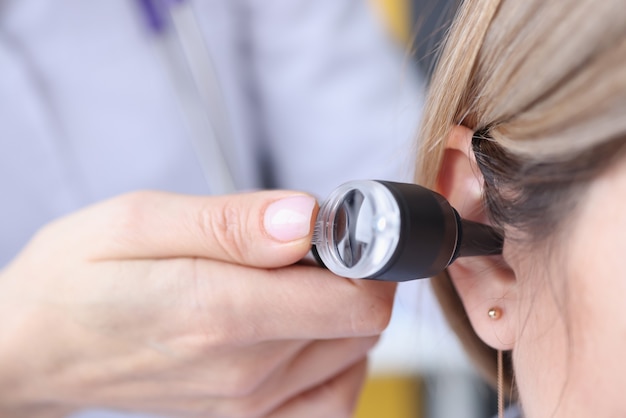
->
92, 191, 158, 251
359, 335, 381, 352
220, 364, 268, 399
183, 259, 261, 351
177, 339, 268, 399
227, 398, 268, 418
109, 191, 154, 232
301, 382, 353, 418
196, 321, 257, 352
350, 290, 394, 335
28, 221, 60, 251
335, 398, 357, 418
114, 190, 154, 214
326, 396, 354, 418
198, 200, 250, 263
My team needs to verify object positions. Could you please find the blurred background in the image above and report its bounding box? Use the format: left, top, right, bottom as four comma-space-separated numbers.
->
355, 1, 498, 417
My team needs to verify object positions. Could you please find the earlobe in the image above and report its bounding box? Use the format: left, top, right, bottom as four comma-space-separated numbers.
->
436, 126, 517, 351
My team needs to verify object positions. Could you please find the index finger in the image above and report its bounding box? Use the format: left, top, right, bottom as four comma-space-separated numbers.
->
189, 261, 397, 341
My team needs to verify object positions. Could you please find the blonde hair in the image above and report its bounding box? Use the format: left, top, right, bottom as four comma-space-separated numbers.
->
415, 0, 626, 393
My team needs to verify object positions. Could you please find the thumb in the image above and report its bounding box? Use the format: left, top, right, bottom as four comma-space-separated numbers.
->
45, 190, 318, 268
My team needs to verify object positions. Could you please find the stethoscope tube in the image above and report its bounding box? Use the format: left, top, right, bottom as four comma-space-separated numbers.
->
312, 180, 503, 282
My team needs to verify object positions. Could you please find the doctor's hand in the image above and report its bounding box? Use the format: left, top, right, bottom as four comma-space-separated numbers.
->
0, 190, 395, 418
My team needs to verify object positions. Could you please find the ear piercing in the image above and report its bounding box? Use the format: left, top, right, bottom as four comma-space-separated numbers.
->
488, 307, 502, 320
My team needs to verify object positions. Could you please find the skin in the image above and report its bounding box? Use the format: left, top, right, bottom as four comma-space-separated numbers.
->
439, 126, 626, 417
0, 190, 395, 418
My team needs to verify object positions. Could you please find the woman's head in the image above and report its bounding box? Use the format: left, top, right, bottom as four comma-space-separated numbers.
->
415, 0, 626, 415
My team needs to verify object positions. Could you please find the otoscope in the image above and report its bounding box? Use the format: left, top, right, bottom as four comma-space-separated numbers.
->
311, 180, 503, 282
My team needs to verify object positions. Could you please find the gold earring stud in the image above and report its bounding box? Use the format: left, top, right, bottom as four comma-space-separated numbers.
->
488, 307, 502, 320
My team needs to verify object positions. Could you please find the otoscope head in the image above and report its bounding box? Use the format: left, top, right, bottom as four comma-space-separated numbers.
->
312, 180, 503, 282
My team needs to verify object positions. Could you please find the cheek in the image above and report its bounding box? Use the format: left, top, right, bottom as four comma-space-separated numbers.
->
513, 163, 626, 417
564, 203, 626, 414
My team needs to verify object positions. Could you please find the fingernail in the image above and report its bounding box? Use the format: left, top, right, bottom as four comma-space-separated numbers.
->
264, 195, 316, 242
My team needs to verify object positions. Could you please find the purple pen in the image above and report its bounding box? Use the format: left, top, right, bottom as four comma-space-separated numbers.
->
135, 0, 186, 34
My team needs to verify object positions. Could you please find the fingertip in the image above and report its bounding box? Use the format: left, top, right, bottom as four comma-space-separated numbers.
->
226, 191, 318, 268
263, 194, 317, 243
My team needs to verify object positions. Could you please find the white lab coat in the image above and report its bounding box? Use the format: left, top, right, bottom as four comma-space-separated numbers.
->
0, 0, 423, 416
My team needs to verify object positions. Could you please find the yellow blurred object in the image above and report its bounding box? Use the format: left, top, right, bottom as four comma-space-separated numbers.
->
369, 0, 411, 43
354, 375, 423, 418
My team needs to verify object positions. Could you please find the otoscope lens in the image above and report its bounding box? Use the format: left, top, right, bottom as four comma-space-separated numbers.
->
334, 189, 367, 268
314, 181, 401, 278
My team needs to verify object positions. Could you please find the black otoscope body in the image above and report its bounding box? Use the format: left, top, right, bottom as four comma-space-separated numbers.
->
311, 180, 503, 282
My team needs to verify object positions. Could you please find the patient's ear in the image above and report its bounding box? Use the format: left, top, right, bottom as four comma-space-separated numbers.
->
435, 126, 517, 351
